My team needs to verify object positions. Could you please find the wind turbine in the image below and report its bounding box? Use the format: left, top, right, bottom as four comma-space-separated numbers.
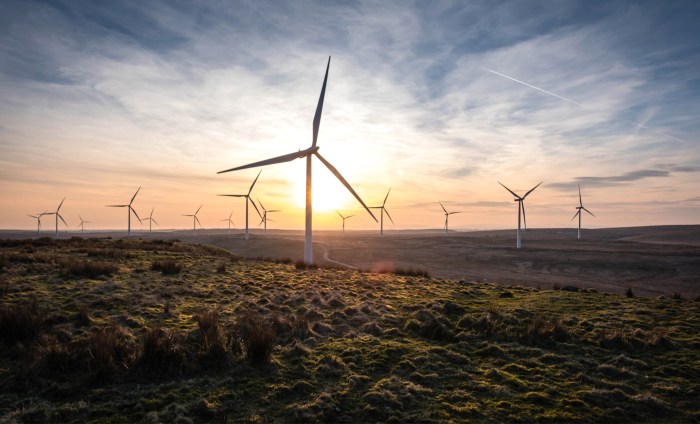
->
45, 198, 68, 238
257, 199, 280, 234
105, 187, 142, 237
336, 211, 354, 233
439, 202, 461, 234
143, 208, 159, 233
498, 181, 542, 249
369, 188, 393, 238
77, 215, 90, 232
571, 185, 595, 240
220, 211, 235, 233
27, 212, 48, 233
218, 170, 262, 240
183, 205, 202, 232
217, 56, 376, 263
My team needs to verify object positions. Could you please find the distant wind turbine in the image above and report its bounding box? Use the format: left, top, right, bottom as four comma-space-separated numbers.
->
439, 202, 461, 234
44, 198, 68, 238
218, 170, 262, 240
27, 212, 48, 233
498, 181, 542, 249
220, 211, 235, 233
183, 205, 202, 232
336, 211, 354, 233
106, 187, 142, 237
571, 185, 595, 240
257, 199, 280, 233
143, 208, 159, 233
369, 188, 393, 238
77, 215, 90, 232
217, 56, 376, 263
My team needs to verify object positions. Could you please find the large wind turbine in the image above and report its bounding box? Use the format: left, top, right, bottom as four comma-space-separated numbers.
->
78, 215, 90, 232
257, 199, 280, 234
45, 198, 68, 238
221, 211, 235, 233
498, 181, 542, 249
105, 187, 142, 237
183, 205, 202, 232
218, 170, 262, 240
217, 56, 376, 263
27, 212, 48, 233
143, 208, 158, 233
336, 211, 354, 233
369, 188, 393, 238
571, 185, 595, 240
439, 202, 461, 234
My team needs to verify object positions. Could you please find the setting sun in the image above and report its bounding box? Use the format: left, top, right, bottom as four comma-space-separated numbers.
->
292, 165, 356, 212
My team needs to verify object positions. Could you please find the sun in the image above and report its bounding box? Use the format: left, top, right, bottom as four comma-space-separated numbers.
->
292, 166, 355, 213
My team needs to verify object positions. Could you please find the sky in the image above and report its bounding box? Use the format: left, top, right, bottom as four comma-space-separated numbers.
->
1, 0, 699, 232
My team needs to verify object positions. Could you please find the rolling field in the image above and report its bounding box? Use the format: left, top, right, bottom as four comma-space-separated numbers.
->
1, 237, 699, 422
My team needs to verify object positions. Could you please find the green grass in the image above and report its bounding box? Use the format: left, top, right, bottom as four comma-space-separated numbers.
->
0, 238, 698, 422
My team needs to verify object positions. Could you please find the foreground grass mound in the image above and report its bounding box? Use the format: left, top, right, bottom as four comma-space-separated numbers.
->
0, 237, 698, 422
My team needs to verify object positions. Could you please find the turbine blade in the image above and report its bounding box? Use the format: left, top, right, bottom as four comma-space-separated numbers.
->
131, 206, 142, 223
498, 182, 520, 199
257, 198, 266, 211
219, 150, 304, 175
195, 204, 202, 215
522, 202, 527, 230
218, 194, 246, 197
106, 204, 128, 207
383, 188, 391, 206
268, 210, 281, 213
571, 210, 580, 221
57, 197, 65, 212
439, 202, 447, 214
152, 218, 159, 226
312, 56, 331, 148
523, 181, 543, 199
450, 212, 461, 215
228, 212, 233, 219
384, 208, 395, 225
27, 214, 37, 218
578, 185, 583, 207
195, 216, 201, 226
248, 170, 262, 195
248, 197, 262, 219
346, 215, 354, 219
314, 152, 377, 222
583, 207, 596, 217
130, 186, 141, 205
58, 213, 68, 226
337, 211, 343, 219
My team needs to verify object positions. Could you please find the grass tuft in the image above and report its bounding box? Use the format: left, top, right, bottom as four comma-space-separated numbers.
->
151, 259, 183, 275
60, 259, 118, 278
138, 326, 185, 375
238, 311, 276, 365
0, 299, 45, 343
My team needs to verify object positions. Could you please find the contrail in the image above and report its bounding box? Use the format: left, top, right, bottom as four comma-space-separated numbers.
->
487, 69, 687, 144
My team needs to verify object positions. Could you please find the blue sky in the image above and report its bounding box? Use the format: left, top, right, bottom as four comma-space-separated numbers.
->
1, 0, 699, 231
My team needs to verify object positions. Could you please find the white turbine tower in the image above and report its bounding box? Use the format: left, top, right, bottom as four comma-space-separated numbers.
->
78, 215, 90, 232
369, 188, 393, 238
439, 202, 461, 234
143, 208, 158, 232
336, 211, 354, 233
183, 205, 202, 232
498, 181, 542, 249
27, 212, 48, 233
217, 56, 376, 263
45, 198, 68, 238
106, 187, 142, 237
257, 199, 280, 234
571, 185, 595, 240
218, 171, 262, 240
221, 211, 235, 233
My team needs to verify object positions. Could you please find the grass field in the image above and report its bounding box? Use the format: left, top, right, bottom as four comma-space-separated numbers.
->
1, 238, 698, 422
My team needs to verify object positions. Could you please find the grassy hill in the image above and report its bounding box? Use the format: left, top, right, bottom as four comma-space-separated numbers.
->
0, 238, 698, 423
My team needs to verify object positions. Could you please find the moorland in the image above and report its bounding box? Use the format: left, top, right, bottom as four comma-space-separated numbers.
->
1, 237, 698, 422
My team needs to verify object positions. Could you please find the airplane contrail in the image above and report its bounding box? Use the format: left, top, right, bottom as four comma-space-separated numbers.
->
487, 69, 687, 145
